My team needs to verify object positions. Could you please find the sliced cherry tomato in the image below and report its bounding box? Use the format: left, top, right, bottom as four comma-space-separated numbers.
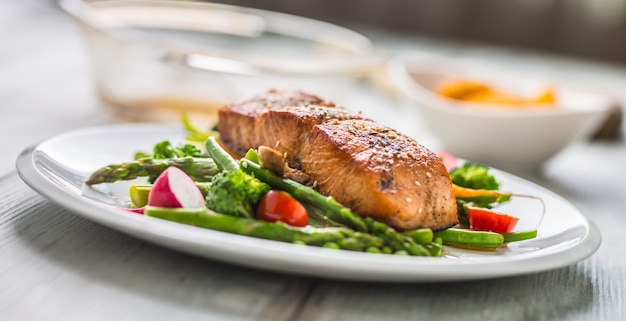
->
468, 207, 518, 233
256, 190, 309, 227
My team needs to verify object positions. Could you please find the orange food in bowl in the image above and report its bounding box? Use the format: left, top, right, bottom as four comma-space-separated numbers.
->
436, 79, 556, 108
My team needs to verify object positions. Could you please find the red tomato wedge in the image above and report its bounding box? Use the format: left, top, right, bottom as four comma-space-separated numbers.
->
468, 207, 518, 233
256, 190, 309, 227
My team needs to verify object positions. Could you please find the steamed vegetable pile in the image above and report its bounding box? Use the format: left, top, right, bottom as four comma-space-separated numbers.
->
85, 121, 541, 256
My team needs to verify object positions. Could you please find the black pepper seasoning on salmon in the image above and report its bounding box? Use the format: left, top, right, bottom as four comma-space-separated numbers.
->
218, 89, 458, 231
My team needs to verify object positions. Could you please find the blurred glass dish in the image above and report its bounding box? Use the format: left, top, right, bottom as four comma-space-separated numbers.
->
388, 52, 614, 172
60, 0, 384, 123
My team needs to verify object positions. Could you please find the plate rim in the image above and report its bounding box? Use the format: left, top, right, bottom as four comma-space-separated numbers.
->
15, 124, 602, 282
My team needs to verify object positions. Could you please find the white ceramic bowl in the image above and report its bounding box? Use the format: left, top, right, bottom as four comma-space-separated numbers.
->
388, 53, 613, 172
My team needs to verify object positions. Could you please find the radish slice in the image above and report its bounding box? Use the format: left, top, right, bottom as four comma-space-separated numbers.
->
148, 167, 206, 208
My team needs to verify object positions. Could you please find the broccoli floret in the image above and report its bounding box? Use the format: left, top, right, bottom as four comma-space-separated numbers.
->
205, 170, 270, 218
152, 141, 178, 159
151, 140, 203, 159
449, 162, 500, 190
175, 143, 203, 158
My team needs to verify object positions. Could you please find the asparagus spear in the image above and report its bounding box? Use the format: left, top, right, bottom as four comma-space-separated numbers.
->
362, 217, 431, 256
86, 156, 218, 185
239, 158, 367, 231
402, 228, 434, 245
205, 136, 239, 172
424, 241, 444, 257
239, 158, 435, 256
144, 206, 385, 251
206, 140, 439, 256
434, 228, 504, 249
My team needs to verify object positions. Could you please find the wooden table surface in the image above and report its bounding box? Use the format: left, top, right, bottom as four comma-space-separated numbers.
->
2, 1, 625, 320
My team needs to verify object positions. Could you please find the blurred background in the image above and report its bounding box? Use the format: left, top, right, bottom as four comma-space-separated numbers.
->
218, 0, 626, 64
1, 0, 624, 173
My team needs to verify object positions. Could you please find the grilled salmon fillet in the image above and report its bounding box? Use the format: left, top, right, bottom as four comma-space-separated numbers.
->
218, 89, 458, 231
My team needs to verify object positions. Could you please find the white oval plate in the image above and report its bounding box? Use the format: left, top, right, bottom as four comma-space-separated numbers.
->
16, 124, 601, 282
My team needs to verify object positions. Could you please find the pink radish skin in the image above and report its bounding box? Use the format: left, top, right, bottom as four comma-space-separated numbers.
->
437, 151, 458, 172
124, 207, 145, 215
148, 167, 206, 208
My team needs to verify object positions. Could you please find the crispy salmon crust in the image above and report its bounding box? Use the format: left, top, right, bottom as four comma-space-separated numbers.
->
218, 89, 458, 231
